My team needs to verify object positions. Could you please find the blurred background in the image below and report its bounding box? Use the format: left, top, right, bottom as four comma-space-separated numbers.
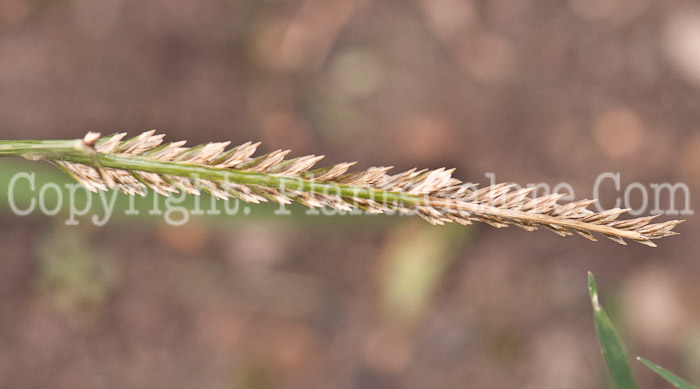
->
0, 0, 699, 387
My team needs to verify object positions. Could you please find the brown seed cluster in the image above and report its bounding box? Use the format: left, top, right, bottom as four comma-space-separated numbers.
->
55, 131, 682, 246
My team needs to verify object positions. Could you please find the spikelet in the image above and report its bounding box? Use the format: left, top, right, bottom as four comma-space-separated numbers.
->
54, 131, 683, 247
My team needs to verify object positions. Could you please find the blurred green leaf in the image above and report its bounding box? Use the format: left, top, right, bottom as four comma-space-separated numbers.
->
588, 272, 638, 389
637, 357, 697, 389
378, 222, 470, 322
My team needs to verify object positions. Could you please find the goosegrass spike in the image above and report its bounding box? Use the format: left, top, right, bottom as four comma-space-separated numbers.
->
0, 131, 683, 246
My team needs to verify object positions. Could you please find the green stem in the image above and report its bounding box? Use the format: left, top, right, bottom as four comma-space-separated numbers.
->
0, 139, 85, 158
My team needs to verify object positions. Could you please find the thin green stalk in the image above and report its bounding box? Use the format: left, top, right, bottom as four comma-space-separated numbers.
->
0, 139, 85, 158
637, 357, 697, 388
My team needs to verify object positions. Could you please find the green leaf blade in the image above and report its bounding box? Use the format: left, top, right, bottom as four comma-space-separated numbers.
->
637, 357, 698, 389
588, 272, 639, 389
